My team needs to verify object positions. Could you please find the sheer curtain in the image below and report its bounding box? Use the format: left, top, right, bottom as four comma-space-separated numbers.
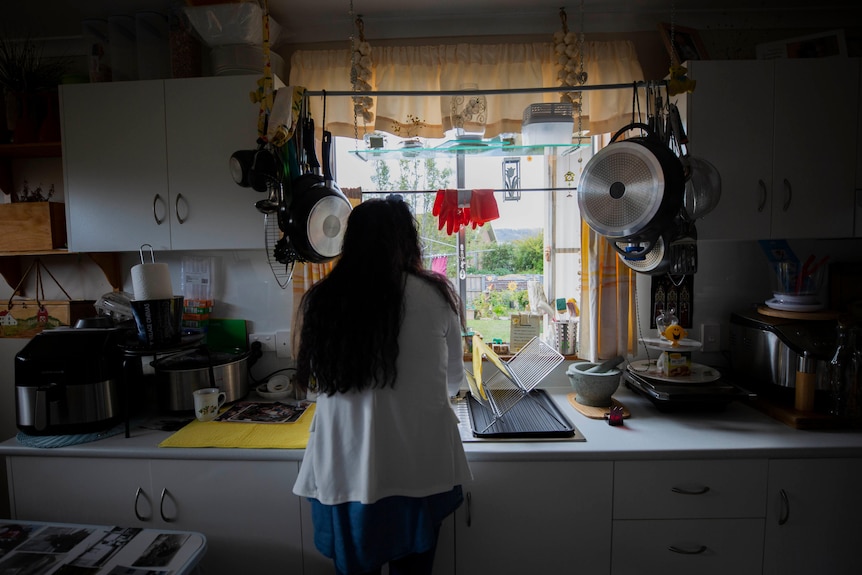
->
288, 40, 644, 139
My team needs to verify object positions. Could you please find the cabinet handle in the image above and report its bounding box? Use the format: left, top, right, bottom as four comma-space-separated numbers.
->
466, 491, 472, 528
778, 488, 790, 525
782, 178, 792, 212
153, 194, 165, 225
175, 193, 187, 224
668, 544, 708, 555
757, 180, 768, 212
134, 486, 151, 522
159, 487, 175, 523
671, 485, 710, 495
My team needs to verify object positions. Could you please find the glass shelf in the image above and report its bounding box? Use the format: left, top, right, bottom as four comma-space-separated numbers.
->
348, 138, 588, 161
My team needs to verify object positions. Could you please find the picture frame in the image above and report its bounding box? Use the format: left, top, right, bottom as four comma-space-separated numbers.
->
658, 23, 709, 65
755, 29, 847, 59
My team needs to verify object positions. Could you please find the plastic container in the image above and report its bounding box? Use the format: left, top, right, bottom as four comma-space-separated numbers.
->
522, 103, 573, 145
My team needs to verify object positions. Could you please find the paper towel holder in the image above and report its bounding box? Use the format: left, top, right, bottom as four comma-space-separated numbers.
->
139, 244, 156, 265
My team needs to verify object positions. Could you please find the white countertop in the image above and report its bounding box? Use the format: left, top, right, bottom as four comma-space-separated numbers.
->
3, 386, 862, 462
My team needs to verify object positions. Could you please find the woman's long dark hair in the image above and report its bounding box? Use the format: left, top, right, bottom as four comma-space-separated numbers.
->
295, 197, 463, 394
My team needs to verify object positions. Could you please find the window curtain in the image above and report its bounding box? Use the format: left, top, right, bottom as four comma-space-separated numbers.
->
578, 132, 638, 362
288, 40, 644, 139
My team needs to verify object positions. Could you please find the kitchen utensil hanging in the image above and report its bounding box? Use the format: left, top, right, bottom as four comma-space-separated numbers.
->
578, 121, 685, 263
280, 93, 352, 263
666, 102, 722, 221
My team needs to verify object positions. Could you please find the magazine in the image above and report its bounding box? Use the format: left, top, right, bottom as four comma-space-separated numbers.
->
215, 401, 309, 424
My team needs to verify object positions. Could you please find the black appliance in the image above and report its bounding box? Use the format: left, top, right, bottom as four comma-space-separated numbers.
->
15, 327, 126, 435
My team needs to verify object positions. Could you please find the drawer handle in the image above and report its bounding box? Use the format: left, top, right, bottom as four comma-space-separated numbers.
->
159, 487, 175, 523
778, 488, 790, 526
782, 178, 792, 212
669, 544, 708, 555
466, 491, 472, 528
133, 486, 151, 522
671, 485, 710, 495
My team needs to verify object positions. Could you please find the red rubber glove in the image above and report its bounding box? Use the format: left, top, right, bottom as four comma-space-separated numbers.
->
470, 189, 499, 226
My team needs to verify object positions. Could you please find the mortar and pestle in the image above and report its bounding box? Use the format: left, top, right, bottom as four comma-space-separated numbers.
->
566, 356, 625, 407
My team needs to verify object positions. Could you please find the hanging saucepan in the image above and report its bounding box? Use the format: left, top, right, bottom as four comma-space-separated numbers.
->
578, 123, 685, 259
619, 217, 697, 276
666, 103, 721, 221
282, 120, 352, 263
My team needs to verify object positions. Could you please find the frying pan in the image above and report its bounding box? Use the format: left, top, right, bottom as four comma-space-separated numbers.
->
282, 120, 352, 263
578, 123, 685, 259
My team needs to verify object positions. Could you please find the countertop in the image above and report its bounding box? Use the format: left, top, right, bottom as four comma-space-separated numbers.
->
3, 385, 862, 463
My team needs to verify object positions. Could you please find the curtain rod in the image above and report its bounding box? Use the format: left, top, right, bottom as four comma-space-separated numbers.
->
361, 187, 580, 195
306, 81, 664, 98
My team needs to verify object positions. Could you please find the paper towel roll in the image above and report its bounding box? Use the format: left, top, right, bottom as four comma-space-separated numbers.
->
132, 262, 174, 300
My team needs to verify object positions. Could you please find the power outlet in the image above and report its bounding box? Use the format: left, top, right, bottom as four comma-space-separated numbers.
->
701, 324, 721, 352
275, 330, 292, 359
249, 332, 276, 352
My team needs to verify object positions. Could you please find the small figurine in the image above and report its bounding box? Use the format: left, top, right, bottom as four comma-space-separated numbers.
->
667, 65, 696, 96
661, 324, 688, 347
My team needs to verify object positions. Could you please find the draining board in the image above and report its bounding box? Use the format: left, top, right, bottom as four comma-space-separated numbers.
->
451, 390, 585, 441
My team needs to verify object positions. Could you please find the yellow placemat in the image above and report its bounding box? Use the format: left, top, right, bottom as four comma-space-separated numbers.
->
159, 403, 315, 449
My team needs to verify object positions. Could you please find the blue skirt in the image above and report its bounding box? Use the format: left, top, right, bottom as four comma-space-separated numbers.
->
309, 486, 463, 575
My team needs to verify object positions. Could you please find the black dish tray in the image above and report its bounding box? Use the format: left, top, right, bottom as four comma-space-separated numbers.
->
467, 389, 575, 438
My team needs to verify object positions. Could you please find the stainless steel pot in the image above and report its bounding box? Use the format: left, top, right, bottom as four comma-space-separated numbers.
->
151, 347, 250, 412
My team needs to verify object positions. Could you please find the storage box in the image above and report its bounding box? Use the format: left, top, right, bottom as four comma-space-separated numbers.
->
0, 202, 67, 251
509, 313, 542, 353
0, 299, 95, 338
522, 103, 574, 146
657, 350, 692, 377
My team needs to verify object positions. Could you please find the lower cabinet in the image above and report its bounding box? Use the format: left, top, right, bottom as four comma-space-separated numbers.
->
6, 456, 303, 574
454, 460, 614, 574
763, 458, 862, 575
612, 459, 769, 575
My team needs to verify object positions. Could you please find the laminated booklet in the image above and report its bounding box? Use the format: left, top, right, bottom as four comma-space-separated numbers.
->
215, 401, 309, 424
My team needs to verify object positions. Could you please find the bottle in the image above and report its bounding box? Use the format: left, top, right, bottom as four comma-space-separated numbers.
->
794, 351, 816, 412
827, 321, 852, 418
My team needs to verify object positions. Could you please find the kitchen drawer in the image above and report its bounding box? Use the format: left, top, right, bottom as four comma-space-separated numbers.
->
611, 518, 764, 575
614, 459, 768, 519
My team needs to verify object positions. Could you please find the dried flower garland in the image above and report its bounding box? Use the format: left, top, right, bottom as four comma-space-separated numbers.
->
350, 14, 373, 123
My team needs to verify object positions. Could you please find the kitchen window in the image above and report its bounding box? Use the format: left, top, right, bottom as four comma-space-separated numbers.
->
333, 133, 590, 350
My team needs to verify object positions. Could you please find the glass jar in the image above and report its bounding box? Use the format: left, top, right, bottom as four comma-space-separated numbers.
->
450, 83, 487, 140
656, 305, 679, 340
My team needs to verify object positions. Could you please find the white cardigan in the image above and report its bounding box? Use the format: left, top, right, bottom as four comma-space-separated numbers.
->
293, 274, 473, 505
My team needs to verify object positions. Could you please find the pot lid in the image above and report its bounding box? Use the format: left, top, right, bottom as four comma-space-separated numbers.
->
152, 347, 248, 371
578, 141, 666, 238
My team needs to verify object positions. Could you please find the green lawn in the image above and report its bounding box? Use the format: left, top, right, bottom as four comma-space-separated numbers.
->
467, 318, 544, 343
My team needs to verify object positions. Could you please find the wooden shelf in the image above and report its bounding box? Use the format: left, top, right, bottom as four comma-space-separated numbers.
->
0, 251, 122, 296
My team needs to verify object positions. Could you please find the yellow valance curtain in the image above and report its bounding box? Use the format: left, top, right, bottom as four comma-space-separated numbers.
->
288, 40, 645, 140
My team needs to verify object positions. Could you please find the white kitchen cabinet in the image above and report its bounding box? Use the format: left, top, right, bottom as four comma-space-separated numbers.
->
6, 456, 304, 575
454, 460, 613, 574
763, 457, 862, 575
611, 459, 768, 575
681, 59, 860, 240
61, 76, 265, 252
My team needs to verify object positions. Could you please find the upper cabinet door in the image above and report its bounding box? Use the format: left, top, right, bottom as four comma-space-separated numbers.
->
164, 76, 266, 250
770, 58, 859, 239
61, 81, 171, 252
683, 60, 775, 241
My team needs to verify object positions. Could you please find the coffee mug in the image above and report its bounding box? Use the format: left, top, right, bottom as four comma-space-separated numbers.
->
193, 387, 226, 422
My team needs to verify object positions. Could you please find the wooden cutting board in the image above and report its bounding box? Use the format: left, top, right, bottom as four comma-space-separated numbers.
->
567, 393, 630, 420
756, 305, 839, 321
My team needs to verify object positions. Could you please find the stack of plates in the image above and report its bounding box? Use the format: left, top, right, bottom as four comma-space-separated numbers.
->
766, 293, 824, 312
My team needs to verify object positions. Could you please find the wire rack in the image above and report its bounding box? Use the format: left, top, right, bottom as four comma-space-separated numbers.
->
470, 336, 564, 432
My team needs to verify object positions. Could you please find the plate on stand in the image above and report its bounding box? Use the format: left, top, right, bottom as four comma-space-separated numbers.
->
627, 359, 721, 384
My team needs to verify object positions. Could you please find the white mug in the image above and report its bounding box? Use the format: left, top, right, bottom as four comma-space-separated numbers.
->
193, 387, 226, 422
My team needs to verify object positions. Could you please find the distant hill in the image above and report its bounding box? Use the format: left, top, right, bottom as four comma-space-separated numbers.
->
494, 228, 542, 243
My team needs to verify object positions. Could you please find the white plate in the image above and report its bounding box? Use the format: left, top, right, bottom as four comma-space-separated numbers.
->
765, 298, 825, 312
640, 337, 702, 351
627, 359, 721, 384
772, 293, 820, 305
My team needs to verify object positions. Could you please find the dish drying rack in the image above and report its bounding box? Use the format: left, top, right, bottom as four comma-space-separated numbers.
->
468, 336, 566, 434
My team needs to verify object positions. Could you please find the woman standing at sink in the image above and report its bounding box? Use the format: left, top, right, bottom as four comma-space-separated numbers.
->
293, 196, 472, 575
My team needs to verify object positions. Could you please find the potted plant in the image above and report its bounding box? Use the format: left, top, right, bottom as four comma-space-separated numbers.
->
0, 32, 69, 144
